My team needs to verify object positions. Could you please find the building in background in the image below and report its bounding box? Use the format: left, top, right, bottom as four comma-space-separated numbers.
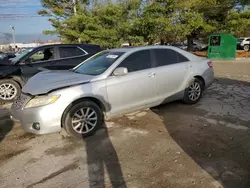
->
0, 40, 61, 51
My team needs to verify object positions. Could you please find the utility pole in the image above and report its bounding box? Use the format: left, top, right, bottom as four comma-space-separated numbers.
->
10, 25, 16, 47
73, 0, 77, 16
72, 0, 81, 43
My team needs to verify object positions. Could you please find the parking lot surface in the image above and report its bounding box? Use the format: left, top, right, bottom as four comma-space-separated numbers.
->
0, 60, 250, 188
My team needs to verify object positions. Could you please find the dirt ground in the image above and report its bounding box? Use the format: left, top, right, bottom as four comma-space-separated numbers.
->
1, 60, 250, 188
193, 51, 250, 58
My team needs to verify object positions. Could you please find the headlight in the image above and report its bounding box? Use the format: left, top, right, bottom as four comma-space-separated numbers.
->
25, 95, 60, 109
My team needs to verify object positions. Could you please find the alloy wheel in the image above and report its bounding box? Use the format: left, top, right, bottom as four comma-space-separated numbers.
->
188, 82, 201, 101
71, 107, 98, 134
0, 83, 17, 100
244, 45, 249, 51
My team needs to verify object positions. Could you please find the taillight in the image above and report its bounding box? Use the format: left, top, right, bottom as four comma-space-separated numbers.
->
207, 61, 213, 68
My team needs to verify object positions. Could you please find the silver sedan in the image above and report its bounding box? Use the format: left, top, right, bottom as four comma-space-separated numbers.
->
11, 46, 214, 138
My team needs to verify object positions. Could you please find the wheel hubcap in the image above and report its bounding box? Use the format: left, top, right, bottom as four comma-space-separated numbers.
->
71, 107, 97, 134
188, 82, 201, 101
0, 83, 17, 100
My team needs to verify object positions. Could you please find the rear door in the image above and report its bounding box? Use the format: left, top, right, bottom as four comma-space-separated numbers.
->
152, 48, 191, 102
105, 50, 158, 115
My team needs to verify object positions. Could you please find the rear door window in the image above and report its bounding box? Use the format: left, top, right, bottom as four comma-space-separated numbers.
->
177, 52, 189, 62
117, 50, 153, 72
59, 46, 86, 58
153, 49, 189, 67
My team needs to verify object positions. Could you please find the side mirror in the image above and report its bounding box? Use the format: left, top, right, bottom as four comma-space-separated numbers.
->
25, 58, 33, 64
113, 67, 128, 76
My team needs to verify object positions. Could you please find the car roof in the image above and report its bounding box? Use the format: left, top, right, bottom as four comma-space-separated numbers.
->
31, 43, 101, 53
33, 43, 100, 49
109, 45, 185, 52
109, 45, 200, 61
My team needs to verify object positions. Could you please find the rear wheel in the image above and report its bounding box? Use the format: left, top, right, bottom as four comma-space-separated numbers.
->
244, 44, 249, 51
63, 101, 103, 138
193, 47, 199, 52
183, 78, 203, 104
0, 79, 21, 103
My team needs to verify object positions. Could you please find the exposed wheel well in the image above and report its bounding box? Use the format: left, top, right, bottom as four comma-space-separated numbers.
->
194, 75, 205, 89
72, 97, 106, 112
12, 78, 22, 89
1, 76, 23, 88
61, 97, 106, 127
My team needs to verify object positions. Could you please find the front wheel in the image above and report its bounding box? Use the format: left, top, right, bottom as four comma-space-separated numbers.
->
0, 79, 21, 103
63, 101, 103, 138
244, 45, 249, 52
183, 79, 203, 104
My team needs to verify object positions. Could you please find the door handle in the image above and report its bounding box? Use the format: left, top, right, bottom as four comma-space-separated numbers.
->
148, 72, 156, 77
186, 64, 192, 68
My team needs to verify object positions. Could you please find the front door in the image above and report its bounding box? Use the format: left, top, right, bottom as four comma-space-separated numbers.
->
20, 46, 56, 82
105, 49, 158, 115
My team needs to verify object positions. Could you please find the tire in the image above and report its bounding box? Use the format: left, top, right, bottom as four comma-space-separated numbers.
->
0, 79, 21, 103
62, 100, 103, 138
183, 78, 203, 105
244, 45, 249, 52
193, 47, 199, 52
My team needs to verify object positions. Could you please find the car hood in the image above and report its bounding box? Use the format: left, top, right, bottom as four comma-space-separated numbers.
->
22, 70, 95, 95
0, 59, 11, 65
0, 64, 20, 77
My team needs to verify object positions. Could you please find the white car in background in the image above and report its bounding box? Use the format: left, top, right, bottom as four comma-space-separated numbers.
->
238, 37, 250, 51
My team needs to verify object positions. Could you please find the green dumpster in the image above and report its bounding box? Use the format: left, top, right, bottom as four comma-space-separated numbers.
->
208, 34, 237, 59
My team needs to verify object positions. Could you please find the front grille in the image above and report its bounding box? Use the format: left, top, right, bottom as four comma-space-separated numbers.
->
12, 93, 32, 109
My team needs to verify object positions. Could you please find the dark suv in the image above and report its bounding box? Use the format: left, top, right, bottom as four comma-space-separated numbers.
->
0, 43, 101, 103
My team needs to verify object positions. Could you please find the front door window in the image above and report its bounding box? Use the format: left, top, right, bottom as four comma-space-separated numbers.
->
117, 50, 152, 73
28, 48, 54, 63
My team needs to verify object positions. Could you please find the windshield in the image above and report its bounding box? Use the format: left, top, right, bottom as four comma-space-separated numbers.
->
73, 51, 124, 75
11, 48, 33, 64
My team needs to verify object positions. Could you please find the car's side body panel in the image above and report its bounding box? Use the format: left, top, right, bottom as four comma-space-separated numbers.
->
105, 67, 158, 116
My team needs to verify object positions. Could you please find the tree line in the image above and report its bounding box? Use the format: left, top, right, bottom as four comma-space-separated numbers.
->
39, 0, 250, 50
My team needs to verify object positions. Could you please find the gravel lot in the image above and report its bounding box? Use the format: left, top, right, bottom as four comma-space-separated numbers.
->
0, 60, 250, 188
